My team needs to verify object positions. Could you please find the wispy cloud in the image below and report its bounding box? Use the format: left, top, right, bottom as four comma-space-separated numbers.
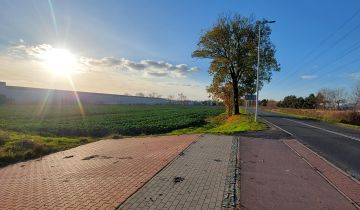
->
7, 43, 52, 60
349, 72, 360, 80
81, 57, 199, 78
165, 82, 202, 87
301, 75, 317, 80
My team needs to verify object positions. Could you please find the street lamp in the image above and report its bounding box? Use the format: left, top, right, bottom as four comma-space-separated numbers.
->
255, 20, 276, 122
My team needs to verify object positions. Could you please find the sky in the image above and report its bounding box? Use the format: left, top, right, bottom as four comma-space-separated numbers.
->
1, 0, 360, 100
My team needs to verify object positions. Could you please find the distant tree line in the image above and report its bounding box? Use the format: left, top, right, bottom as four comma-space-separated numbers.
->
277, 94, 317, 109
276, 87, 351, 110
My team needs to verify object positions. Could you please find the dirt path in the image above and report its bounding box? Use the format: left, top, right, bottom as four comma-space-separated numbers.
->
0, 134, 199, 209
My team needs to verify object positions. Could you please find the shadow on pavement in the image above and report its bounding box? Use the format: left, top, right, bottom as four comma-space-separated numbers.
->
236, 128, 292, 140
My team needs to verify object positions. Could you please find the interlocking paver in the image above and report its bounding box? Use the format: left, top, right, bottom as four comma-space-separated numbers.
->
0, 134, 199, 209
118, 134, 235, 210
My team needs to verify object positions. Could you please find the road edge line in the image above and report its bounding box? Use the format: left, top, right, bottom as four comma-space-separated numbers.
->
261, 118, 295, 136
285, 118, 360, 142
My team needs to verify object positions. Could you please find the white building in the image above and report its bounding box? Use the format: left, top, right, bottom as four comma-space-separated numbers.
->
0, 81, 168, 105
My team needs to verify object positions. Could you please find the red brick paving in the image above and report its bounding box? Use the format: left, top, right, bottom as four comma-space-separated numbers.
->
0, 134, 199, 210
284, 139, 360, 208
240, 137, 356, 210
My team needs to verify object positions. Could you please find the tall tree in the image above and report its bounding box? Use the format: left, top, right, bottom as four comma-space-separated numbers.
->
178, 93, 187, 105
333, 88, 347, 110
315, 92, 325, 109
304, 94, 316, 109
352, 82, 360, 110
167, 95, 175, 104
192, 13, 280, 114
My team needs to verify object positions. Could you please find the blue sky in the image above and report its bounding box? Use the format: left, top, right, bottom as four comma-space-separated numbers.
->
1, 0, 360, 100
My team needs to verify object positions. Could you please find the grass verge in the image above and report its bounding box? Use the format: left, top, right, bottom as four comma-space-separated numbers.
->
0, 130, 96, 167
170, 109, 266, 135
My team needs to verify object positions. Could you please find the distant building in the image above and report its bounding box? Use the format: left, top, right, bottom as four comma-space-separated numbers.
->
0, 81, 168, 105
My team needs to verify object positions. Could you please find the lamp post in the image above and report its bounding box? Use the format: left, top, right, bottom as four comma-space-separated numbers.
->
255, 20, 275, 122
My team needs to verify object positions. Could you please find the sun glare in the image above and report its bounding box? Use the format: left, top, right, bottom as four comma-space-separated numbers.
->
42, 48, 78, 75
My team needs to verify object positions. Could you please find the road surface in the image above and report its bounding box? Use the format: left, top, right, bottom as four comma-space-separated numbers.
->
254, 108, 360, 180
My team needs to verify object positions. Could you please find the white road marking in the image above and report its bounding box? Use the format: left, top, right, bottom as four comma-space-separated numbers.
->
262, 118, 295, 136
284, 118, 360, 142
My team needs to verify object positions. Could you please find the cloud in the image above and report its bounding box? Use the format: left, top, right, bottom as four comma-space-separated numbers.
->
81, 57, 199, 78
6, 42, 199, 78
350, 72, 360, 80
7, 43, 52, 60
165, 82, 202, 87
301, 75, 317, 80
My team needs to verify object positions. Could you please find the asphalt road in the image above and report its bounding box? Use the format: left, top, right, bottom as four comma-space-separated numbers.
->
251, 108, 360, 180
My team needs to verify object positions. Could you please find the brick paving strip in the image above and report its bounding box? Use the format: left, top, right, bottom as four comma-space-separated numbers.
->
118, 134, 237, 210
239, 137, 357, 210
0, 134, 199, 210
284, 139, 360, 208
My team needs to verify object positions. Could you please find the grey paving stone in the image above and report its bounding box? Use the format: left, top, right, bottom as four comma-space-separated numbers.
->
118, 134, 235, 210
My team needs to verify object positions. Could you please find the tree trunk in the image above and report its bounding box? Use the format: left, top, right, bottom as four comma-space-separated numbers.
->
233, 82, 239, 115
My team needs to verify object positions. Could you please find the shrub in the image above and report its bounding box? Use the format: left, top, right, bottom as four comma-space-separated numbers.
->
341, 112, 360, 126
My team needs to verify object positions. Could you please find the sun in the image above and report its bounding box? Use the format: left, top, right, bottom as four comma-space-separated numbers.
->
42, 48, 78, 75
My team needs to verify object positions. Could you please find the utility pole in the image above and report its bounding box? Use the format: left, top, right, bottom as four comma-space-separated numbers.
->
255, 20, 275, 122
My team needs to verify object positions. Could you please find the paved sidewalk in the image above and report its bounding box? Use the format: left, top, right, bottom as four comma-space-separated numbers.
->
119, 134, 237, 210
0, 134, 198, 209
239, 136, 356, 210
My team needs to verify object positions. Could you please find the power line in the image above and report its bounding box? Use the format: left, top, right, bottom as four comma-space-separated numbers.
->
273, 8, 360, 86
281, 38, 360, 91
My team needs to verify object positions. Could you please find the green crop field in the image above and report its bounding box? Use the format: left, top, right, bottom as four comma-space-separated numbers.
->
0, 104, 223, 137
0, 104, 223, 166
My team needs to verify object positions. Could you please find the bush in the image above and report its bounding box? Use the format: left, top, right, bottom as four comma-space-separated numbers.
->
341, 112, 360, 126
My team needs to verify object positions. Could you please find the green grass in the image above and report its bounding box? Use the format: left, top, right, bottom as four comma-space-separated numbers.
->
171, 108, 266, 135
0, 129, 95, 167
0, 104, 223, 166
